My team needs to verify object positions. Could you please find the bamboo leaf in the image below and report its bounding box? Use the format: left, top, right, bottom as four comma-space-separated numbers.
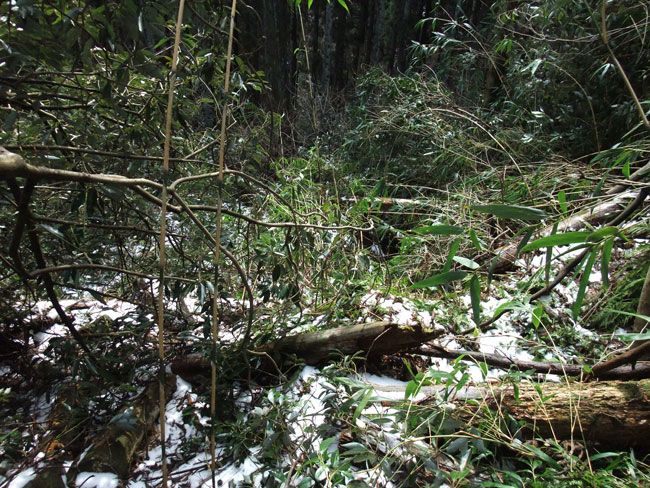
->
470, 275, 481, 325
412, 224, 464, 236
409, 271, 468, 289
521, 232, 592, 251
601, 237, 614, 290
469, 229, 482, 250
572, 249, 597, 318
453, 256, 480, 270
557, 190, 567, 213
472, 204, 547, 221
443, 237, 462, 273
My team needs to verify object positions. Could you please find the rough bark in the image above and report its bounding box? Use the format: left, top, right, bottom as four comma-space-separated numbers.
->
371, 379, 650, 449
171, 321, 443, 377
268, 320, 442, 364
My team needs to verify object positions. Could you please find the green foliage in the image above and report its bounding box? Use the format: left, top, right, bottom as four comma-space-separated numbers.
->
335, 69, 493, 187
412, 0, 650, 156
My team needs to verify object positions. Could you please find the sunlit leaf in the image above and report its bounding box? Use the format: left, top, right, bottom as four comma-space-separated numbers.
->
453, 256, 480, 270
572, 249, 597, 318
521, 232, 591, 251
470, 275, 481, 325
472, 204, 547, 221
557, 190, 567, 213
412, 224, 463, 236
409, 271, 468, 289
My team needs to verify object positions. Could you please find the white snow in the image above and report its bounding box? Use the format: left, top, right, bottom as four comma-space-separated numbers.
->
6, 468, 36, 488
75, 472, 120, 488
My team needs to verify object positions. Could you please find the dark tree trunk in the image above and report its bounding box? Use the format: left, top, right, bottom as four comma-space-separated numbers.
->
354, 0, 369, 70
321, 1, 334, 90
311, 0, 322, 85
332, 4, 348, 90
237, 1, 296, 111
363, 0, 376, 65
395, 0, 415, 72
371, 0, 387, 66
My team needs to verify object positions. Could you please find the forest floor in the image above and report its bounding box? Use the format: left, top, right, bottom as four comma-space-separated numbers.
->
2, 201, 650, 487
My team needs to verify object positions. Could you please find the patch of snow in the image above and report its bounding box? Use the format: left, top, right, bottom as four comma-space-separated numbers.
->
75, 472, 120, 488
359, 290, 442, 330
7, 468, 36, 488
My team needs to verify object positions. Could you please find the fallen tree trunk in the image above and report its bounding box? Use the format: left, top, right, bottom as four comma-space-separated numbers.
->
171, 321, 443, 377
66, 374, 176, 483
367, 378, 650, 449
268, 321, 442, 364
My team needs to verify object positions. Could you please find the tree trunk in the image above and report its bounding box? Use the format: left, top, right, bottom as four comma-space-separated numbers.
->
371, 379, 650, 449
268, 320, 442, 364
171, 321, 443, 377
370, 0, 387, 66
68, 375, 176, 481
321, 1, 334, 91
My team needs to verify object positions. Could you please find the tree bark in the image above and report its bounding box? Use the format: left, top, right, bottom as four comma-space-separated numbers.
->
171, 321, 443, 377
370, 379, 650, 449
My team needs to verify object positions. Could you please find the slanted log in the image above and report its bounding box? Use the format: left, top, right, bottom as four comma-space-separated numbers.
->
419, 344, 650, 380
268, 321, 442, 364
171, 321, 443, 377
65, 374, 176, 482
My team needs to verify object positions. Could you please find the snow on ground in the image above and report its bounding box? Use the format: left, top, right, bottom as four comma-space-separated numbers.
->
4, 219, 643, 487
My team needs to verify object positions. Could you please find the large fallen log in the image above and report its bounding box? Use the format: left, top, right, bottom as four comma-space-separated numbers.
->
171, 321, 443, 377
22, 376, 175, 487
66, 374, 176, 483
367, 378, 650, 449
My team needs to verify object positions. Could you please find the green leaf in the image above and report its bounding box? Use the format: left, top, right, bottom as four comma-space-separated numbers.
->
601, 237, 614, 290
320, 436, 337, 454
531, 305, 543, 328
353, 388, 374, 422
557, 190, 567, 213
337, 0, 350, 13
443, 237, 462, 273
469, 229, 482, 250
472, 204, 547, 221
587, 226, 620, 241
622, 160, 631, 178
409, 271, 468, 289
521, 232, 591, 251
572, 249, 597, 318
522, 444, 561, 470
453, 256, 480, 270
493, 300, 525, 316
617, 332, 650, 341
470, 275, 481, 325
89, 289, 107, 305
516, 227, 536, 258
412, 224, 463, 236
603, 309, 650, 325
